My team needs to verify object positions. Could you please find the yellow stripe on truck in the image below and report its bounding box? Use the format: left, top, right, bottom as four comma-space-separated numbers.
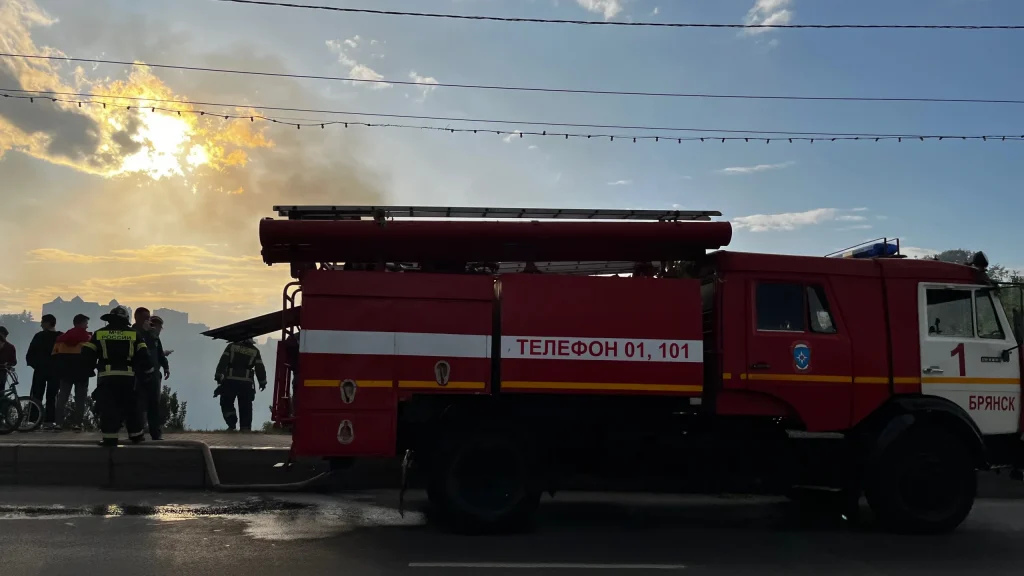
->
304, 380, 393, 388
502, 382, 702, 393
398, 381, 486, 390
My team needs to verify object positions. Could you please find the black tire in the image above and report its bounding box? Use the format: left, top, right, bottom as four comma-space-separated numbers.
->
17, 396, 42, 432
0, 398, 23, 435
865, 425, 976, 534
432, 432, 541, 533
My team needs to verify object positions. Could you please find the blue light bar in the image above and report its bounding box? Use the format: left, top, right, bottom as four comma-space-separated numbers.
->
840, 242, 899, 259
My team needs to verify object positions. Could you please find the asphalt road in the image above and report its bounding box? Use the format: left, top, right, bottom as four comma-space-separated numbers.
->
2, 488, 1024, 575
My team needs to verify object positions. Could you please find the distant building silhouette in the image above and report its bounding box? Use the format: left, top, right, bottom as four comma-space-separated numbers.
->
42, 296, 126, 330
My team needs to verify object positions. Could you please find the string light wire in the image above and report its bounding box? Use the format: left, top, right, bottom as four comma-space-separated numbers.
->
210, 0, 1024, 30
2, 89, 1022, 144
3, 52, 1022, 107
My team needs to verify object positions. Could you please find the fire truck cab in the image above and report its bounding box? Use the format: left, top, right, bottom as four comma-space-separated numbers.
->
241, 205, 1024, 534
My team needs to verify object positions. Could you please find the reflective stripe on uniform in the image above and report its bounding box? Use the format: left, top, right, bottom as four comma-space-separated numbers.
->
99, 369, 135, 377
223, 376, 254, 383
82, 342, 97, 351
102, 433, 118, 439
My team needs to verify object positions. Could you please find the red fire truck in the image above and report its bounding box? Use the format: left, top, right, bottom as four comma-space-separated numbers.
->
212, 205, 1024, 534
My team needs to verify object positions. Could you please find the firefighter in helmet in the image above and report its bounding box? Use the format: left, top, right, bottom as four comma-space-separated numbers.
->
214, 337, 267, 431
81, 306, 154, 446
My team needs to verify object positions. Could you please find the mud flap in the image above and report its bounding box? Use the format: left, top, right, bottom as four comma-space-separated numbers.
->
399, 449, 414, 517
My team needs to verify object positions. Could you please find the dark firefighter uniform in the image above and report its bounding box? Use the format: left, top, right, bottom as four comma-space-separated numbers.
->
214, 338, 267, 431
81, 307, 155, 446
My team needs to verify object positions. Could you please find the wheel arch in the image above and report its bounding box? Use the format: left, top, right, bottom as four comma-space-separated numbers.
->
856, 394, 988, 469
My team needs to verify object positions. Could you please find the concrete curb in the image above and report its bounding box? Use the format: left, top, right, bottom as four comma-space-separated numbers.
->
0, 443, 326, 490
3, 443, 1024, 497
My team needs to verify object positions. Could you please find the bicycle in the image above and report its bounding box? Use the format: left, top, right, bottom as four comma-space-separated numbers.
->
0, 366, 22, 434
1, 366, 42, 433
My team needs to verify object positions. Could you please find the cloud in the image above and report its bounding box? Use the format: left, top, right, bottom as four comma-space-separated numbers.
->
734, 208, 836, 232
0, 0, 385, 326
28, 245, 260, 265
743, 0, 793, 35
652, 7, 660, 16
326, 37, 390, 89
733, 207, 880, 233
575, 0, 625, 20
502, 130, 523, 143
13, 245, 291, 319
607, 179, 632, 186
718, 161, 794, 174
408, 70, 439, 102
901, 246, 940, 260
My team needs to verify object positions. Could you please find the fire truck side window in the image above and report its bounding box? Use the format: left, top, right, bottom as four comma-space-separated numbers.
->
807, 285, 837, 334
975, 290, 1005, 340
756, 283, 806, 332
925, 289, 974, 338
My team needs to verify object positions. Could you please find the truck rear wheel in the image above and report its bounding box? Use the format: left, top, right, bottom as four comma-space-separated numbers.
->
432, 432, 541, 533
865, 425, 976, 534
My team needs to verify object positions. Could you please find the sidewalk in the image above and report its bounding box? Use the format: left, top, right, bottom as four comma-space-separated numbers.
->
0, 431, 292, 449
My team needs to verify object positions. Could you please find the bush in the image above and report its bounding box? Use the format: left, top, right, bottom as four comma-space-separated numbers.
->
69, 384, 187, 432
159, 385, 187, 431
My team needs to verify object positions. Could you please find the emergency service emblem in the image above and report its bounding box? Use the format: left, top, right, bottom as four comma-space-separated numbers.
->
338, 420, 354, 445
434, 360, 451, 387
340, 379, 357, 404
792, 342, 811, 372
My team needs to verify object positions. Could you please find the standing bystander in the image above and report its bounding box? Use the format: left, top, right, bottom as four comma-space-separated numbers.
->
53, 314, 94, 431
0, 326, 15, 388
27, 314, 62, 430
131, 308, 164, 440
144, 315, 170, 438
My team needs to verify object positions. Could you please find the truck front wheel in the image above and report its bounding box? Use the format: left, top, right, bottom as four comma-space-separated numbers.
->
431, 432, 541, 533
865, 426, 976, 534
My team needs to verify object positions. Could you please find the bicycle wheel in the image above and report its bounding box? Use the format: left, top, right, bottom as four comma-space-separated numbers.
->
0, 398, 22, 435
16, 396, 42, 432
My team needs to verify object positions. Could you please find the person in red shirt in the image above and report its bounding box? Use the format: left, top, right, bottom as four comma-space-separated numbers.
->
53, 314, 94, 431
0, 326, 16, 388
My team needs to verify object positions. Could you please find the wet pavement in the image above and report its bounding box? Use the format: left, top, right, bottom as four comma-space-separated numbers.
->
2, 488, 1024, 575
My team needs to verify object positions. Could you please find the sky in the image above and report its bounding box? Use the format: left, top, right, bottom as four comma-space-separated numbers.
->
1, 0, 1023, 328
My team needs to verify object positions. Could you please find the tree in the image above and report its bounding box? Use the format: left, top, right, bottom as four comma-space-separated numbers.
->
159, 385, 187, 431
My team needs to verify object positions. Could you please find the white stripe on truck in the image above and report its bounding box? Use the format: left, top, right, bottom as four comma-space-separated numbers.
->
301, 330, 491, 358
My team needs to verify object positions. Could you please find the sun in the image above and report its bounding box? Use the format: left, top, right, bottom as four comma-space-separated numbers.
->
115, 109, 211, 180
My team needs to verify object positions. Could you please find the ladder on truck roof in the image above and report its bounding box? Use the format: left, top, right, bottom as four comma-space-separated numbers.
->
273, 205, 722, 222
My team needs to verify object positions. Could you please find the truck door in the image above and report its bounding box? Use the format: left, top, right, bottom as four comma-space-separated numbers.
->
919, 284, 1022, 435
745, 279, 853, 431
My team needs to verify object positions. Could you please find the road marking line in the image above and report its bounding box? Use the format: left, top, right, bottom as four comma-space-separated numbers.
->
408, 562, 686, 570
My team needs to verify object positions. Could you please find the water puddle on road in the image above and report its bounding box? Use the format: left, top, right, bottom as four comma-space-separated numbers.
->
0, 495, 426, 540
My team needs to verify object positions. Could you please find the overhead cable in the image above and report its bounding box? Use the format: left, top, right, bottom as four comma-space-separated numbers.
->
3, 52, 1021, 106
2, 90, 1022, 144
210, 0, 1024, 30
